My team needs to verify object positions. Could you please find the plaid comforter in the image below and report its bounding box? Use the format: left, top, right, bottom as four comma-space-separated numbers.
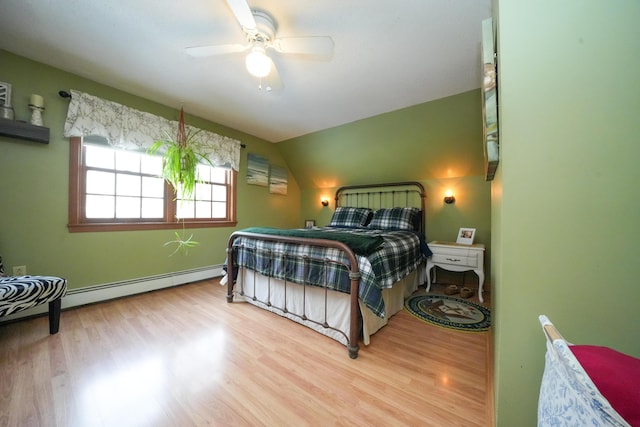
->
230, 227, 428, 317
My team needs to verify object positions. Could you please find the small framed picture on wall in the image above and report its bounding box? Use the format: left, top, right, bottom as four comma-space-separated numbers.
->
456, 228, 476, 245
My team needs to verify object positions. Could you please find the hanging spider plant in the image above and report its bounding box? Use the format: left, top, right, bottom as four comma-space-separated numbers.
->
164, 228, 199, 256
148, 108, 212, 200
148, 108, 212, 255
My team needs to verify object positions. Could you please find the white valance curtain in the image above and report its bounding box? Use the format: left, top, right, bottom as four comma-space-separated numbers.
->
63, 90, 241, 171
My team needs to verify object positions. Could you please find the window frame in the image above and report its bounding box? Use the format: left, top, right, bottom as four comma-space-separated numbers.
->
68, 137, 237, 232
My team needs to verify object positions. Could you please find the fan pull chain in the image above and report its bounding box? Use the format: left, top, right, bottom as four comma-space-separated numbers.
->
257, 78, 273, 92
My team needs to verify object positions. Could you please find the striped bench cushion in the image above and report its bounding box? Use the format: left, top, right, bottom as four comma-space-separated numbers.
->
0, 275, 67, 317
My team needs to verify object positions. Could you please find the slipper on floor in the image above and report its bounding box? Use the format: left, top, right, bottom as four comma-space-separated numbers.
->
444, 284, 459, 295
460, 287, 474, 298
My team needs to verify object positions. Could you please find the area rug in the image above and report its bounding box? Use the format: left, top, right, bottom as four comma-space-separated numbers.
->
405, 294, 491, 332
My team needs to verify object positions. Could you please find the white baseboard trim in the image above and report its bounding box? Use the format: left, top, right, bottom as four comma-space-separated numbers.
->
0, 265, 224, 323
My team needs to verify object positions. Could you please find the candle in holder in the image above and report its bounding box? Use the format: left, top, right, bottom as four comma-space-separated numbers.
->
29, 94, 44, 108
29, 94, 45, 126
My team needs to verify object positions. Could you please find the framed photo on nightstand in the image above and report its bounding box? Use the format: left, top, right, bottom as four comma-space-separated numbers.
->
456, 227, 476, 245
305, 220, 316, 228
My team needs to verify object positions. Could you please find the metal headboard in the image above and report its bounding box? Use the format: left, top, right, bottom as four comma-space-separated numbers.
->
334, 181, 426, 235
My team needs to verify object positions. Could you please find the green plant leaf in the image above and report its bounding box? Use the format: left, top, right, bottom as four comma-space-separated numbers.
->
163, 231, 199, 256
146, 110, 214, 256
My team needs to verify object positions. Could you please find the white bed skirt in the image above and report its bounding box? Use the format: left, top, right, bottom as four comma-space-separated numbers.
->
230, 263, 425, 347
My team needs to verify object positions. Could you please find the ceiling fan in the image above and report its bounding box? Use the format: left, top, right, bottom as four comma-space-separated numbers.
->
186, 0, 334, 91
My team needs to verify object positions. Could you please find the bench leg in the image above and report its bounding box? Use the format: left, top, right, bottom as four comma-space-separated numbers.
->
48, 298, 62, 334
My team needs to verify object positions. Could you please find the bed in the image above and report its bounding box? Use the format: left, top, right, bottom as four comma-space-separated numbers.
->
538, 315, 640, 426
223, 181, 430, 359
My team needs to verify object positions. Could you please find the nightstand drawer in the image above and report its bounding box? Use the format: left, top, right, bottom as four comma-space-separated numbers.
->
431, 253, 478, 268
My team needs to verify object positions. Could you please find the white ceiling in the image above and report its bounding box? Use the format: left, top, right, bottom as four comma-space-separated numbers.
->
0, 0, 492, 142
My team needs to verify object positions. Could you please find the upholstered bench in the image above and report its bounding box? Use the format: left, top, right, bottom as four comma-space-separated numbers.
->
0, 275, 68, 334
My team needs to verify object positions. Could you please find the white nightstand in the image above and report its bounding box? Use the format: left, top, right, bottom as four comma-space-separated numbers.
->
426, 241, 486, 302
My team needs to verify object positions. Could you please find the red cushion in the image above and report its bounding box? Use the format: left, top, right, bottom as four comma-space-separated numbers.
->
570, 345, 640, 426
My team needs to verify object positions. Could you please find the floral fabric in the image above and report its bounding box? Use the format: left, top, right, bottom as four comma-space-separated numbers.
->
538, 316, 630, 427
63, 90, 241, 171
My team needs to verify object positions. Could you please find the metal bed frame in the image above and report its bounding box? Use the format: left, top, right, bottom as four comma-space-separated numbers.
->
226, 181, 426, 359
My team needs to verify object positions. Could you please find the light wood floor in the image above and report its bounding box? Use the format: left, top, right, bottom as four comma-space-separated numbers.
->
0, 276, 493, 427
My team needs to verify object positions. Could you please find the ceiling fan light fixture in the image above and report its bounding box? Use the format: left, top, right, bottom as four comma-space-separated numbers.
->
245, 46, 271, 78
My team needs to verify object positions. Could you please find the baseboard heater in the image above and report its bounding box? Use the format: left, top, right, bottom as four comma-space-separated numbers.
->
0, 264, 224, 323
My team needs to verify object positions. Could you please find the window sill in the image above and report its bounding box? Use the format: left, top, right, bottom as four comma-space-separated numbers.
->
68, 220, 237, 233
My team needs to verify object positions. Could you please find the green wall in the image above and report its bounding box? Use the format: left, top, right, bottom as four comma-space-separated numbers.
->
1, 51, 492, 294
278, 91, 492, 261
0, 50, 300, 289
493, 1, 640, 425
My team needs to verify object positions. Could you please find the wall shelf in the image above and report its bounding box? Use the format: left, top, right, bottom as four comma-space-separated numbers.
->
0, 117, 50, 144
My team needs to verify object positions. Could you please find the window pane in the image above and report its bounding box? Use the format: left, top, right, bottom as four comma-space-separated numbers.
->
86, 170, 115, 195
176, 200, 195, 219
142, 176, 164, 198
197, 164, 211, 181
176, 184, 190, 201
211, 184, 227, 202
116, 173, 141, 197
116, 196, 140, 218
141, 155, 162, 175
195, 201, 211, 218
85, 145, 115, 169
210, 168, 227, 184
196, 183, 212, 201
86, 195, 115, 218
115, 150, 140, 173
212, 202, 226, 218
141, 198, 163, 218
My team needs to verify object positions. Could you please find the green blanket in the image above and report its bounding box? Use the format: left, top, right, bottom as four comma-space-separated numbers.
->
238, 227, 384, 255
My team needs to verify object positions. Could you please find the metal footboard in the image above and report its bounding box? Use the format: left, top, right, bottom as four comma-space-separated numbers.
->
226, 181, 427, 359
227, 231, 361, 359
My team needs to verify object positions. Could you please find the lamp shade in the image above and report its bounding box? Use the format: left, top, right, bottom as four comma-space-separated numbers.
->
245, 46, 272, 78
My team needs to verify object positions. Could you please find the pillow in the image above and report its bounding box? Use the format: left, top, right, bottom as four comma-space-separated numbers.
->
328, 207, 372, 228
368, 207, 421, 231
570, 345, 640, 426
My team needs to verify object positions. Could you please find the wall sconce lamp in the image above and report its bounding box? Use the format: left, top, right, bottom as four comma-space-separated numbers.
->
321, 197, 329, 207
444, 190, 456, 204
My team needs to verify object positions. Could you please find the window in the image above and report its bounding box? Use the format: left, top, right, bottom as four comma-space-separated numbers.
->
68, 137, 237, 232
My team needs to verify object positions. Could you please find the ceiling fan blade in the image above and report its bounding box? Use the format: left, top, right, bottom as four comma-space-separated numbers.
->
260, 60, 283, 92
186, 43, 249, 57
272, 36, 334, 58
225, 0, 256, 31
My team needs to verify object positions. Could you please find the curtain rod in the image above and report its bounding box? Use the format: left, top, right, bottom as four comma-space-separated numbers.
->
58, 90, 245, 148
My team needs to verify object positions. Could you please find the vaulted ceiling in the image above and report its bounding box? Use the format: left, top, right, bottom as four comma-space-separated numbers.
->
0, 0, 492, 142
